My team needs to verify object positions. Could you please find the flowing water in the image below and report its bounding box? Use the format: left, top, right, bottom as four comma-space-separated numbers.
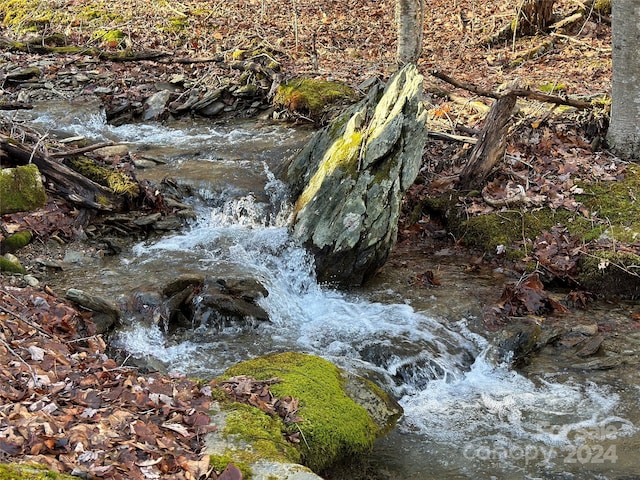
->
9, 102, 640, 479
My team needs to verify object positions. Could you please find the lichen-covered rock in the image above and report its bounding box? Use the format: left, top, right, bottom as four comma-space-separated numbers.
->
211, 352, 402, 475
0, 164, 47, 214
280, 64, 427, 286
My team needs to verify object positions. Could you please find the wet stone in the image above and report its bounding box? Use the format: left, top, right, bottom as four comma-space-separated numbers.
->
571, 323, 599, 336
576, 334, 605, 357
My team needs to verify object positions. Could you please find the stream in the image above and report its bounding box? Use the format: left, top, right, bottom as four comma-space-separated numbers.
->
8, 102, 640, 479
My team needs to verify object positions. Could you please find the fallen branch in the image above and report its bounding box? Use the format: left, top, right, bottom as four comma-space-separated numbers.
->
430, 70, 594, 110
550, 32, 611, 53
0, 102, 33, 110
427, 130, 477, 144
49, 141, 115, 158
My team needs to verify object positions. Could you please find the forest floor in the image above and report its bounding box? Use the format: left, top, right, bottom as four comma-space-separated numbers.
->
1, 1, 639, 479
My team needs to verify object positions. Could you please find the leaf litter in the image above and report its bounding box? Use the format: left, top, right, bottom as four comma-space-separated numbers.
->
0, 285, 217, 479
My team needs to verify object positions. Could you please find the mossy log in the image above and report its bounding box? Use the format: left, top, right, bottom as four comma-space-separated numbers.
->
0, 134, 124, 210
0, 36, 168, 61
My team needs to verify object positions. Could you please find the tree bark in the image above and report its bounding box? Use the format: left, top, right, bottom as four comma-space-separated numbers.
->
607, 0, 640, 160
516, 0, 555, 36
458, 93, 517, 190
396, 0, 425, 65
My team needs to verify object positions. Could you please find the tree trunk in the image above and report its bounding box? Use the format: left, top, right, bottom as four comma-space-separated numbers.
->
607, 0, 640, 160
516, 0, 555, 36
396, 0, 425, 65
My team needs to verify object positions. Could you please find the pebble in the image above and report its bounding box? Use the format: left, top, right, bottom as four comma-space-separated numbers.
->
571, 323, 599, 336
23, 275, 40, 287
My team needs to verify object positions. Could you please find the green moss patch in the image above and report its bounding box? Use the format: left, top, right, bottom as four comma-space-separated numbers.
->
220, 352, 378, 473
425, 164, 640, 297
579, 251, 640, 298
221, 402, 300, 465
274, 79, 355, 119
576, 164, 640, 243
437, 203, 592, 259
209, 455, 252, 480
0, 463, 76, 479
0, 255, 27, 274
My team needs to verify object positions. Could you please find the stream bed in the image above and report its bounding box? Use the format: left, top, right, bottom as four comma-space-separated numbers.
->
8, 102, 640, 479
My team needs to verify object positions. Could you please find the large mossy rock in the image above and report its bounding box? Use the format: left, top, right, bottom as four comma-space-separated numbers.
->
0, 164, 47, 214
209, 352, 402, 476
280, 64, 427, 286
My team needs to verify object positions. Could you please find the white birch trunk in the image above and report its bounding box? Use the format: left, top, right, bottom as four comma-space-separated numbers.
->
607, 0, 640, 160
395, 0, 425, 65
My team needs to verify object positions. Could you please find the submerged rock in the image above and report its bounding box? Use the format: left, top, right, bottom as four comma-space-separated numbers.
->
280, 64, 427, 286
133, 274, 270, 331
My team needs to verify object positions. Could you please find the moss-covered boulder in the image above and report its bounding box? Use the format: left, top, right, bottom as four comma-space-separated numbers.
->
0, 254, 27, 274
0, 165, 47, 214
0, 230, 32, 253
274, 78, 354, 121
0, 463, 76, 479
209, 352, 402, 477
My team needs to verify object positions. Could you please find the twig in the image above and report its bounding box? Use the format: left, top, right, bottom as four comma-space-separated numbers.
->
427, 130, 477, 144
550, 32, 611, 53
29, 132, 49, 164
49, 141, 115, 158
0, 303, 54, 339
295, 423, 310, 450
0, 336, 39, 386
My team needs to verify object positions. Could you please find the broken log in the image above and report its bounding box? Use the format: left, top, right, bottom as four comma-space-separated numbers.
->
458, 92, 517, 190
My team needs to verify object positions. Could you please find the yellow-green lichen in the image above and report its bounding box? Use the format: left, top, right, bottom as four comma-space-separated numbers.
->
92, 29, 125, 46
0, 463, 77, 479
593, 0, 611, 15
295, 130, 363, 214
220, 352, 378, 473
164, 17, 189, 33
538, 81, 566, 94
274, 79, 355, 118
